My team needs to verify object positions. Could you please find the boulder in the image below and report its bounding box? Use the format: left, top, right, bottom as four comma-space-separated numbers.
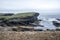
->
52, 21, 60, 27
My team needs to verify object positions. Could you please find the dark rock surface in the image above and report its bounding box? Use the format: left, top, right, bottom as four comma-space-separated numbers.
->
52, 21, 60, 27
0, 12, 39, 27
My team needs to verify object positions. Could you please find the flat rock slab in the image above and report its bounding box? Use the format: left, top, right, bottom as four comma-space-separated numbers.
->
0, 31, 60, 40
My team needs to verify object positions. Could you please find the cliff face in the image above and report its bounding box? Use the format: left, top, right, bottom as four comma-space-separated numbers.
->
0, 12, 39, 27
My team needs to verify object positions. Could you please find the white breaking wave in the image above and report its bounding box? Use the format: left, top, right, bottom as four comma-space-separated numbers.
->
34, 18, 57, 30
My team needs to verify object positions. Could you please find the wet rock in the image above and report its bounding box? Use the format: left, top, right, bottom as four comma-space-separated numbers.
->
52, 21, 60, 27
56, 18, 60, 21
56, 29, 60, 31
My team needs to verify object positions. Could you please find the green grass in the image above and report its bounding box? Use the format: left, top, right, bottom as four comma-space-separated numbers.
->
0, 12, 37, 19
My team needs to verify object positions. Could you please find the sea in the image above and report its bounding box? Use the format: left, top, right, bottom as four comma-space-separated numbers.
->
34, 15, 60, 30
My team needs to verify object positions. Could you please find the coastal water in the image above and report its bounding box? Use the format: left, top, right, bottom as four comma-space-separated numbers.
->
34, 15, 60, 30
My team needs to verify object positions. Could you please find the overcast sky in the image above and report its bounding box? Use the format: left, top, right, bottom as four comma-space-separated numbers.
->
0, 0, 60, 15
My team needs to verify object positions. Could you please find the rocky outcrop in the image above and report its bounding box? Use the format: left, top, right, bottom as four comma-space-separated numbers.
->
52, 21, 60, 27
0, 12, 39, 27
